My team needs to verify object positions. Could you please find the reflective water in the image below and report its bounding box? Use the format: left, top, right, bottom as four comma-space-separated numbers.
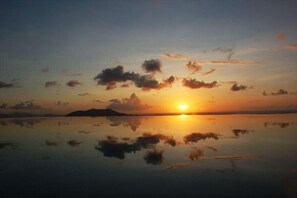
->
0, 114, 297, 198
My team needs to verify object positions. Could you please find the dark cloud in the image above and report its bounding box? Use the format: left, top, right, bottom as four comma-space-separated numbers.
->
230, 83, 248, 91
78, 93, 91, 96
276, 33, 285, 42
95, 133, 176, 160
0, 142, 17, 150
188, 147, 204, 160
41, 68, 49, 73
0, 80, 15, 88
45, 81, 59, 88
182, 79, 218, 89
202, 68, 215, 76
184, 132, 219, 144
45, 140, 58, 147
68, 140, 82, 147
142, 59, 162, 73
106, 93, 151, 112
66, 80, 81, 87
120, 83, 130, 87
263, 89, 288, 96
185, 61, 202, 74
212, 155, 262, 160
9, 101, 45, 111
0, 103, 8, 109
94, 65, 175, 91
232, 129, 249, 137
161, 53, 186, 60
205, 145, 218, 152
144, 150, 163, 165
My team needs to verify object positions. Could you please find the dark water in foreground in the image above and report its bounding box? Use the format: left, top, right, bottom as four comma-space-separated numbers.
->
0, 114, 296, 198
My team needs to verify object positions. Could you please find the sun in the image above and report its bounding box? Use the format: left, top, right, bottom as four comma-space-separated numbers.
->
178, 104, 188, 111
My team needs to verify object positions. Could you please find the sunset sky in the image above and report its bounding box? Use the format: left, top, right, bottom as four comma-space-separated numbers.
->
0, 0, 297, 114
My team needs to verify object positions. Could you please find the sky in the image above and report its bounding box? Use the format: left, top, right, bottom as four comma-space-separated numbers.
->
0, 0, 297, 115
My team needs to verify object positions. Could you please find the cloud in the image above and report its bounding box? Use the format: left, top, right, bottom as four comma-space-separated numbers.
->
161, 53, 186, 60
205, 145, 218, 152
230, 83, 248, 91
66, 80, 81, 87
45, 140, 59, 147
95, 133, 176, 159
144, 150, 163, 165
275, 32, 286, 42
264, 122, 290, 128
93, 100, 102, 103
56, 101, 69, 106
78, 93, 91, 96
188, 147, 204, 160
285, 44, 297, 51
186, 61, 202, 73
9, 101, 45, 111
232, 129, 249, 137
184, 132, 219, 144
63, 69, 82, 76
263, 89, 288, 96
276, 33, 286, 42
207, 60, 260, 65
68, 140, 82, 147
106, 93, 151, 112
164, 162, 192, 170
212, 47, 235, 60
182, 79, 218, 89
212, 155, 262, 160
41, 68, 49, 73
202, 68, 215, 76
0, 103, 8, 109
44, 81, 59, 88
94, 65, 174, 90
106, 116, 143, 131
0, 80, 16, 88
142, 59, 162, 73
0, 142, 17, 150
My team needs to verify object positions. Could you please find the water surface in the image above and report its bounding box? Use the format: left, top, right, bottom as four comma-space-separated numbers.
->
0, 114, 297, 197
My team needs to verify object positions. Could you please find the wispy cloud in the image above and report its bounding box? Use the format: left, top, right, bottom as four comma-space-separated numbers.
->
161, 53, 186, 60
202, 68, 215, 76
9, 100, 45, 111
212, 47, 235, 60
41, 68, 49, 73
276, 33, 286, 42
63, 69, 82, 76
285, 44, 297, 51
263, 89, 288, 96
78, 93, 91, 96
44, 81, 59, 88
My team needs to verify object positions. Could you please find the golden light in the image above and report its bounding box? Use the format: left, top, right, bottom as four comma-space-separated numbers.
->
178, 104, 188, 111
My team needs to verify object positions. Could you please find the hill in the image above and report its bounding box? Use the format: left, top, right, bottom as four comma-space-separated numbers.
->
66, 109, 127, 117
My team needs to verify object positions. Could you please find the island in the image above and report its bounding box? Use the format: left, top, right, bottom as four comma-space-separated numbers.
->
66, 108, 127, 117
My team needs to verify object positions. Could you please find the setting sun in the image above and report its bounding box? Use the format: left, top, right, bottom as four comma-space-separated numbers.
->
179, 104, 188, 111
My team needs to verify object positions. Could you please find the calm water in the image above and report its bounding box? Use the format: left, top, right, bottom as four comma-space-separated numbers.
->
0, 114, 297, 198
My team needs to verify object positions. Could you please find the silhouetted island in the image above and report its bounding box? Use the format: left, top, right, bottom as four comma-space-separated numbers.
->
66, 109, 127, 117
